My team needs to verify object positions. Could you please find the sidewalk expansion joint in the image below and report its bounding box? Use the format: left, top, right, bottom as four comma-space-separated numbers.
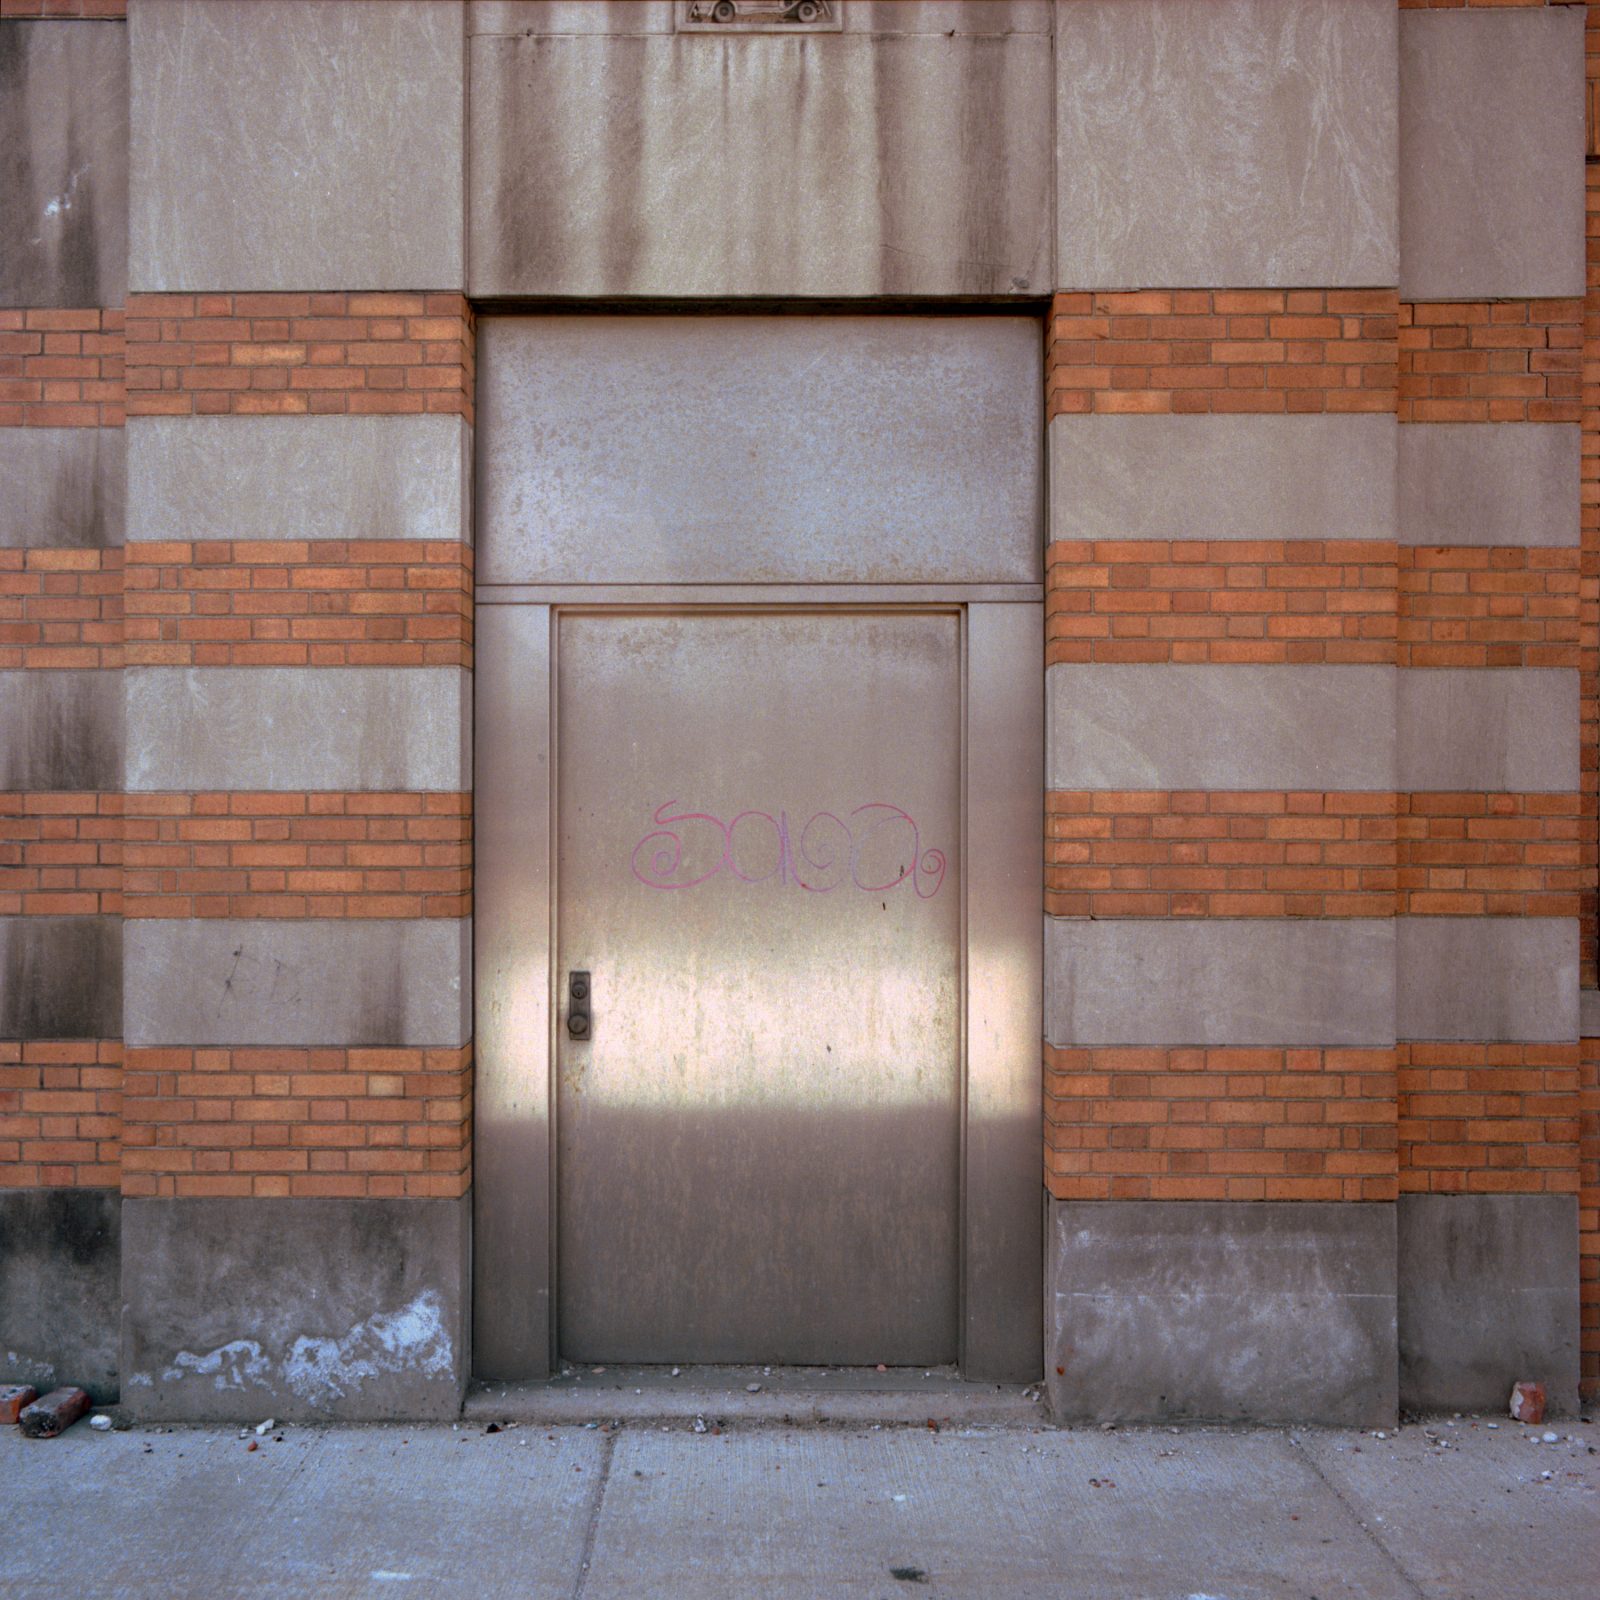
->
1287, 1432, 1428, 1600
570, 1428, 616, 1600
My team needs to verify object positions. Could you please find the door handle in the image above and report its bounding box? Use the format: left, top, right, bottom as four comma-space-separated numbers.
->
567, 970, 591, 1040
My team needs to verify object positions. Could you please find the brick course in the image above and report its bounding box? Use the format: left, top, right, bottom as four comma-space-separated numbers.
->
0, 549, 123, 669
1046, 790, 1398, 920
0, 309, 125, 429
1398, 1042, 1581, 1196
1046, 540, 1397, 667
0, 792, 123, 917
0, 1040, 122, 1190
1400, 1, 1585, 8
1047, 289, 1397, 418
0, 1, 125, 15
1398, 299, 1582, 423
124, 293, 474, 421
1043, 1044, 1397, 1203
1581, 155, 1600, 985
122, 792, 471, 921
1399, 545, 1580, 669
1046, 790, 1578, 919
1397, 792, 1581, 916
120, 1045, 471, 1200
1582, 1033, 1598, 1398
123, 541, 472, 669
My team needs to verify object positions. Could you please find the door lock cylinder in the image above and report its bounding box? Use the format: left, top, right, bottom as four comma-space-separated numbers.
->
567, 970, 591, 1040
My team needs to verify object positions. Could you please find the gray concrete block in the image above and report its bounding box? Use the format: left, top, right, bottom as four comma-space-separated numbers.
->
1399, 8, 1585, 301
124, 667, 470, 792
0, 428, 124, 549
1398, 1194, 1579, 1416
1056, 0, 1398, 289
127, 416, 471, 544
0, 670, 122, 792
477, 316, 1043, 586
1398, 669, 1577, 793
1400, 424, 1580, 549
467, 32, 1051, 297
1396, 917, 1577, 1044
1046, 1200, 1397, 1426
470, 2, 1053, 34
0, 916, 121, 1039
0, 1187, 119, 1404
1050, 414, 1396, 544
1046, 664, 1396, 792
0, 19, 128, 307
1044, 917, 1395, 1048
130, 0, 465, 292
469, 0, 675, 30
123, 918, 470, 1048
1581, 989, 1600, 1040
120, 1195, 469, 1421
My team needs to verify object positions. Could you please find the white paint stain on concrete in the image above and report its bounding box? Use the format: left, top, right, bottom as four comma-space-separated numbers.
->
283, 1291, 453, 1406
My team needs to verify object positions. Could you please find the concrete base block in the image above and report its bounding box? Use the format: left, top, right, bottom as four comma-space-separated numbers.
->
120, 1195, 470, 1422
0, 1187, 120, 1404
1046, 1201, 1397, 1427
1398, 1193, 1579, 1417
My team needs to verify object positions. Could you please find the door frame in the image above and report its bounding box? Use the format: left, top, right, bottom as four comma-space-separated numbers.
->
473, 590, 1042, 1382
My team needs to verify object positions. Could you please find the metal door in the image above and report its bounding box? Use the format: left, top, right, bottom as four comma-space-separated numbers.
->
554, 610, 961, 1364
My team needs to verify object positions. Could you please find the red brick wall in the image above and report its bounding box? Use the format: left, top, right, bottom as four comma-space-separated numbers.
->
1046, 540, 1397, 667
123, 541, 471, 669
124, 293, 474, 421
0, 792, 123, 917
1044, 1045, 1397, 1203
1399, 546, 1580, 668
0, 1, 125, 15
0, 549, 124, 669
1046, 791, 1397, 920
1399, 1043, 1582, 1196
122, 793, 471, 921
1047, 290, 1397, 418
1045, 790, 1578, 920
1581, 1036, 1599, 1397
0, 1041, 122, 1190
1398, 299, 1582, 423
121, 1046, 471, 1201
0, 308, 125, 428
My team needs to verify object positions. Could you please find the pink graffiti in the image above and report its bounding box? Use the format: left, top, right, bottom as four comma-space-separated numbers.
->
630, 801, 947, 898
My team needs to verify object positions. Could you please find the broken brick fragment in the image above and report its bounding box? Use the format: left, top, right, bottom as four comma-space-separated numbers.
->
1, 1385, 39, 1425
18, 1387, 91, 1439
1509, 1381, 1546, 1425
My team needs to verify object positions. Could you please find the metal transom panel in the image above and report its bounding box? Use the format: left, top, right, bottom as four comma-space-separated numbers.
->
555, 611, 961, 1363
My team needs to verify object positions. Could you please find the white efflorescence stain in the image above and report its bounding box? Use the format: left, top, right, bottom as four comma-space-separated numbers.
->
162, 1339, 271, 1392
152, 1291, 453, 1403
283, 1291, 454, 1405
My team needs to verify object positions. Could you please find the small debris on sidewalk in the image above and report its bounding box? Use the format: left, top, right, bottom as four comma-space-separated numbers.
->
18, 1388, 90, 1439
1510, 1382, 1546, 1424
88, 1415, 112, 1432
255, 1418, 275, 1436
1, 1384, 39, 1424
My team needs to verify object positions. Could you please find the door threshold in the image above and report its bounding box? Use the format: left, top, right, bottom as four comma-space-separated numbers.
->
464, 1364, 1046, 1428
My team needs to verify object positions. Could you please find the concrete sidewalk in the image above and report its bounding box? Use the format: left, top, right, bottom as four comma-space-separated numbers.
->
1, 1412, 1595, 1599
